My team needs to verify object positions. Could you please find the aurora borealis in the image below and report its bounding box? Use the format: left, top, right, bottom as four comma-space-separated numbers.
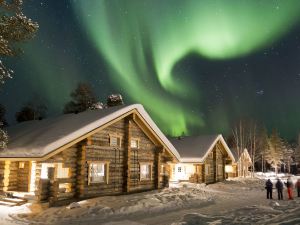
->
1, 0, 300, 139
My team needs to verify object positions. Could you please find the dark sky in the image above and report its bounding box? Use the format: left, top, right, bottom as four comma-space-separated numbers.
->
1, 0, 300, 140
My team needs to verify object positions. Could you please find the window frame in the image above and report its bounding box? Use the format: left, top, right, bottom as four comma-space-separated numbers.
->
56, 163, 70, 179
130, 138, 140, 149
40, 163, 70, 179
87, 161, 110, 185
139, 162, 152, 181
178, 166, 182, 173
109, 134, 122, 147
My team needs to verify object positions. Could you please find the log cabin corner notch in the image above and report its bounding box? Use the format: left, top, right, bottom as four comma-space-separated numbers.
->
0, 104, 180, 205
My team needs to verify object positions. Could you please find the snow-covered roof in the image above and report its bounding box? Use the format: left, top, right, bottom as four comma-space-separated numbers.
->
232, 148, 252, 163
170, 134, 235, 163
0, 104, 180, 160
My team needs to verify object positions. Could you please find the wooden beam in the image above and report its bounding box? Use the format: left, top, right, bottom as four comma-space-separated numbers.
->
3, 160, 10, 191
155, 147, 163, 189
76, 144, 86, 198
124, 118, 131, 193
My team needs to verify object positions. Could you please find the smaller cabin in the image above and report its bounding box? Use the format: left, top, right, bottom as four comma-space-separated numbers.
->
229, 148, 252, 177
169, 135, 235, 184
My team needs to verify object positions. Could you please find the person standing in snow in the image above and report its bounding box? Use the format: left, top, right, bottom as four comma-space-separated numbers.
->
284, 177, 294, 200
275, 178, 283, 200
265, 179, 273, 199
296, 179, 300, 197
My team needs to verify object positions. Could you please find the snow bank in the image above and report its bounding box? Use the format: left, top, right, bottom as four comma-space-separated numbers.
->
18, 185, 213, 224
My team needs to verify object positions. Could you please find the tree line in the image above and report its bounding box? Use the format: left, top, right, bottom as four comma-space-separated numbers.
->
229, 120, 299, 175
0, 82, 124, 124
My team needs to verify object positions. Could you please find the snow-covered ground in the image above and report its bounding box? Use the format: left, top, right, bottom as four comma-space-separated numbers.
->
2, 175, 300, 225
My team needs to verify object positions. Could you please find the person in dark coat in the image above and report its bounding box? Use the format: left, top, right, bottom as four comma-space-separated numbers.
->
265, 179, 273, 199
284, 177, 293, 200
275, 178, 283, 200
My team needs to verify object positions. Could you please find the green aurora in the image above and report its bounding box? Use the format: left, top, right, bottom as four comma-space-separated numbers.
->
72, 0, 300, 136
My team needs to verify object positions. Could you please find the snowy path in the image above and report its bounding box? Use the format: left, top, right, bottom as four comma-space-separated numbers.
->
3, 178, 300, 225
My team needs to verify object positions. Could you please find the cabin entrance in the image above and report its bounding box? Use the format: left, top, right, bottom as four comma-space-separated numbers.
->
175, 165, 185, 181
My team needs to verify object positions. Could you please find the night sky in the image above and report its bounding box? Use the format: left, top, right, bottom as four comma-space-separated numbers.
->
1, 0, 300, 140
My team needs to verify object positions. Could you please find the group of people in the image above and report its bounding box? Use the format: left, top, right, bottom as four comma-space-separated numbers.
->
265, 178, 300, 200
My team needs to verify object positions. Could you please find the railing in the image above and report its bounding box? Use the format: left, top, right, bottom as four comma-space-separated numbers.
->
36, 168, 74, 205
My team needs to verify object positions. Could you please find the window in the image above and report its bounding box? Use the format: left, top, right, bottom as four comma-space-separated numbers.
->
218, 165, 223, 176
41, 163, 69, 179
56, 163, 69, 178
41, 163, 54, 179
205, 164, 210, 175
88, 162, 109, 184
130, 138, 139, 148
140, 163, 152, 180
110, 135, 121, 147
19, 162, 25, 169
178, 166, 182, 173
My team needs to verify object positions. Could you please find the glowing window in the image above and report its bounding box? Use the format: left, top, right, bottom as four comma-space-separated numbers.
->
130, 139, 139, 148
41, 163, 69, 179
89, 162, 106, 184
140, 163, 151, 180
19, 162, 25, 169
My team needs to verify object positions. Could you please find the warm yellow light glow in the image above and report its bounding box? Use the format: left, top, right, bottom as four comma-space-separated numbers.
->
29, 161, 36, 193
3, 161, 11, 191
225, 165, 233, 173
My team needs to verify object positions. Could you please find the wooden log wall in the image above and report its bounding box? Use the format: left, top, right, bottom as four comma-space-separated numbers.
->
0, 161, 4, 192
80, 116, 168, 197
17, 161, 30, 192
5, 161, 18, 191
189, 164, 203, 183
216, 142, 226, 182
129, 121, 157, 192
36, 179, 50, 201
204, 150, 215, 184
82, 119, 126, 198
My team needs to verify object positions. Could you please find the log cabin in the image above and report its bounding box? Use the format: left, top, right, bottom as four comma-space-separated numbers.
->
169, 135, 235, 184
0, 104, 180, 205
229, 148, 252, 178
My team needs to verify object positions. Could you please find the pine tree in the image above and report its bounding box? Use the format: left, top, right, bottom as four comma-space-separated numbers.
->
15, 101, 47, 123
0, 0, 38, 84
106, 94, 124, 107
0, 104, 7, 126
0, 104, 8, 148
63, 82, 98, 114
0, 1, 38, 148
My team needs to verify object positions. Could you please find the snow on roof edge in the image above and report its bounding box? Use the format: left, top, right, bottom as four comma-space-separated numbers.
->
2, 104, 180, 161
135, 105, 181, 161
178, 134, 235, 163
